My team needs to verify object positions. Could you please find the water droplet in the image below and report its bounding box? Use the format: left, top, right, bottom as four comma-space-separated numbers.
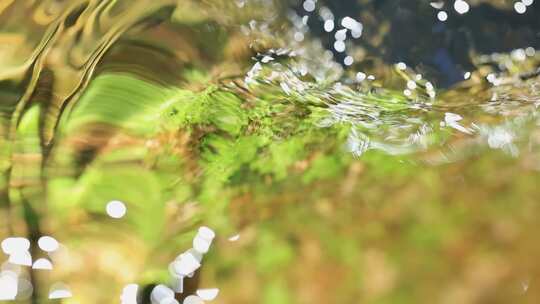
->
173, 252, 201, 276
334, 29, 347, 41
168, 264, 184, 293
1, 238, 30, 255
525, 47, 535, 56
333, 40, 346, 53
430, 1, 445, 9
8, 251, 32, 266
303, 0, 315, 12
454, 0, 470, 15
407, 80, 417, 90
228, 234, 240, 242
198, 227, 215, 240
38, 236, 59, 252
319, 6, 334, 20
341, 17, 363, 36
106, 200, 126, 219
437, 11, 448, 21
32, 258, 53, 270
351, 28, 362, 39
196, 288, 219, 301
183, 295, 204, 304
356, 72, 367, 82
48, 283, 72, 299
514, 2, 527, 14
261, 55, 274, 63
323, 19, 334, 32
511, 48, 526, 61
193, 236, 211, 254
150, 284, 174, 304
396, 62, 407, 70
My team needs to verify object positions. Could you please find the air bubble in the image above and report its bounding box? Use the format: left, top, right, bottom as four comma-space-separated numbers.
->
437, 11, 448, 21
454, 0, 470, 15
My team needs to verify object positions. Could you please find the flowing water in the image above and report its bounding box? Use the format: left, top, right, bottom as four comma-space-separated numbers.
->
1, 0, 540, 303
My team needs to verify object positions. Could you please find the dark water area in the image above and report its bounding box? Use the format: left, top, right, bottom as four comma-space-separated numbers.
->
299, 0, 540, 86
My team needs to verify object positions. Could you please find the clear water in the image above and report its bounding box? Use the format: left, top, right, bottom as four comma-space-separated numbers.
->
1, 0, 540, 303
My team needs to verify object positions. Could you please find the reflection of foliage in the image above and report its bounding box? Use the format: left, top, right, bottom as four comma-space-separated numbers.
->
3, 41, 540, 301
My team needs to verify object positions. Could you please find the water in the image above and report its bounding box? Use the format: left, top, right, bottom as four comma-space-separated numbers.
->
1, 0, 540, 303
